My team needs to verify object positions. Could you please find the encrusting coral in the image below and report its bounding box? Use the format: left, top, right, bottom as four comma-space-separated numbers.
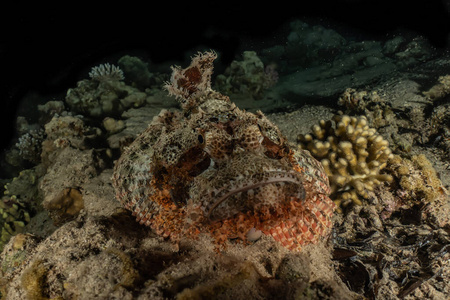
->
337, 88, 397, 130
20, 259, 50, 300
387, 154, 446, 205
297, 114, 394, 210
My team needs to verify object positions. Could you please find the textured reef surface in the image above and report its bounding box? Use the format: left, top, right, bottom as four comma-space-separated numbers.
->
0, 19, 449, 299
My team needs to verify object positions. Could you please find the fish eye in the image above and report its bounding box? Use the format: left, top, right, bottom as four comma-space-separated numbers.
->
198, 134, 204, 144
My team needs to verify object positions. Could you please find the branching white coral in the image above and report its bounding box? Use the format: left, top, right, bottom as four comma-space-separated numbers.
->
89, 63, 124, 81
298, 115, 394, 209
16, 129, 45, 164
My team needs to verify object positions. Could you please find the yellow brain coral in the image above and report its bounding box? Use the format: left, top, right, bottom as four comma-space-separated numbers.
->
297, 115, 394, 210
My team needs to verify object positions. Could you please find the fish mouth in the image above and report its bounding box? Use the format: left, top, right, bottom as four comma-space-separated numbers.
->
205, 170, 305, 220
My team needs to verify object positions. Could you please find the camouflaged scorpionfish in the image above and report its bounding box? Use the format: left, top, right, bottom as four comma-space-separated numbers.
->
112, 51, 335, 251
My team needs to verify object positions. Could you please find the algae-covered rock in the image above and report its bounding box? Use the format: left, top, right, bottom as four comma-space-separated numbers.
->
215, 51, 277, 100
0, 208, 355, 300
41, 115, 103, 167
0, 233, 40, 297
40, 147, 106, 225
387, 154, 446, 205
423, 75, 450, 100
42, 188, 84, 226
0, 215, 136, 299
285, 20, 346, 68
118, 55, 155, 89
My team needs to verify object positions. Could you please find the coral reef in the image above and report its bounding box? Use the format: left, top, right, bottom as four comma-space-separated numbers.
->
1, 15, 450, 299
387, 154, 446, 204
0, 211, 354, 299
337, 76, 450, 160
297, 114, 394, 210
40, 147, 106, 225
337, 88, 393, 120
337, 88, 403, 151
65, 63, 148, 118
44, 115, 92, 142
63, 245, 140, 299
215, 51, 278, 100
40, 115, 102, 165
114, 51, 335, 252
337, 85, 444, 155
31, 114, 108, 226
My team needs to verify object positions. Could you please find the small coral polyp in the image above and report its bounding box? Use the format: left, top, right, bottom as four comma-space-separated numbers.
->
298, 115, 394, 210
113, 52, 335, 252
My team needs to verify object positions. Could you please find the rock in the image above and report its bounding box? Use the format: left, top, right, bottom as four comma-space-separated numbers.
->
40, 147, 106, 225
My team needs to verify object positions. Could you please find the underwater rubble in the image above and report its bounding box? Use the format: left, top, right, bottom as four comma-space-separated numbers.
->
0, 19, 449, 299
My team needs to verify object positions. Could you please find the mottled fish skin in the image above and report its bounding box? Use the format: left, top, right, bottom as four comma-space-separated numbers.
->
112, 51, 335, 251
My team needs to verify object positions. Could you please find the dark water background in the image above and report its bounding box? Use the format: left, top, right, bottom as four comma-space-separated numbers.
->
1, 1, 449, 153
